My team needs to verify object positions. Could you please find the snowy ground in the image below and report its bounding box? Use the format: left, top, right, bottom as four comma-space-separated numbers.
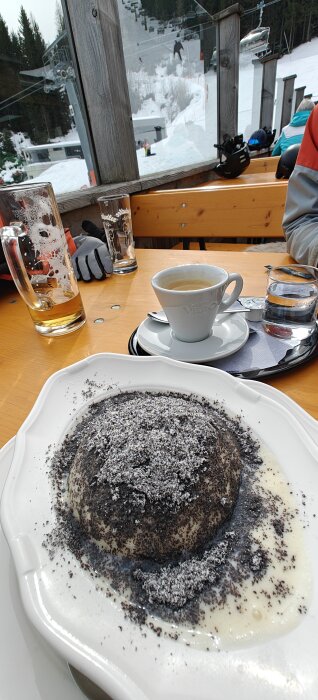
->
22, 159, 90, 194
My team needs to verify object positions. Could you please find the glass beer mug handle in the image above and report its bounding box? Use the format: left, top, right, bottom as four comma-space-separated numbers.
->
218, 273, 243, 311
0, 225, 40, 309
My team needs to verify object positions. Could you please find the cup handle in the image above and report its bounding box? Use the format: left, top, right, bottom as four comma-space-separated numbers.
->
218, 273, 243, 311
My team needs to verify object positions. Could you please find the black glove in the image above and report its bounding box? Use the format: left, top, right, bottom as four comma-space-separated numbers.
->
72, 234, 113, 281
82, 219, 106, 242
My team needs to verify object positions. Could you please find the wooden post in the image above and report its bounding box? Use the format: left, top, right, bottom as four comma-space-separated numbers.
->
259, 53, 279, 129
251, 58, 263, 133
212, 4, 242, 144
273, 77, 284, 137
280, 74, 297, 132
201, 24, 216, 75
63, 0, 139, 184
294, 86, 305, 113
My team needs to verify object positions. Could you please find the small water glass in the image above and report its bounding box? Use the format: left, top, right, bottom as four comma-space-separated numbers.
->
97, 193, 137, 274
262, 264, 318, 339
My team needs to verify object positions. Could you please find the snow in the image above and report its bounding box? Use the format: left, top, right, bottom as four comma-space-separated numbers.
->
49, 127, 80, 144
136, 121, 209, 175
0, 160, 25, 185
10, 132, 32, 155
276, 37, 318, 100
22, 159, 89, 194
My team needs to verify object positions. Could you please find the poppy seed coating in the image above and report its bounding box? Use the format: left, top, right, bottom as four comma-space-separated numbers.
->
68, 391, 243, 560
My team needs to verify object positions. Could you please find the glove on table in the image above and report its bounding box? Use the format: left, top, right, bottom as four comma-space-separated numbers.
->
72, 234, 113, 281
81, 219, 105, 242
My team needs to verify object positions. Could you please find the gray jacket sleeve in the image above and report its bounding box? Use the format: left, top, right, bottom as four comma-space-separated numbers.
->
283, 164, 318, 267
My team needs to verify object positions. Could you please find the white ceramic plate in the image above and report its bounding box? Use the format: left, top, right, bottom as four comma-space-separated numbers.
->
1, 354, 318, 700
1, 382, 318, 700
0, 439, 84, 700
136, 313, 249, 362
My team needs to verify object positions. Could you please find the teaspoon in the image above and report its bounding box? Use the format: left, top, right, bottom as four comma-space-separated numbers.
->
148, 309, 250, 324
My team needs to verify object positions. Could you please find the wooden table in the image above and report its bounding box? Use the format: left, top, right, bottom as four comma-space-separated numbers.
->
0, 249, 317, 447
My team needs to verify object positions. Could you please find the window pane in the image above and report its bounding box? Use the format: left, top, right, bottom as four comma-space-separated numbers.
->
239, 8, 272, 145
0, 2, 95, 194
118, 0, 217, 176
238, 50, 255, 144
238, 0, 318, 150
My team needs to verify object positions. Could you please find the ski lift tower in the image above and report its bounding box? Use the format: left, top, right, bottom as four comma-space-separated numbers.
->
43, 32, 96, 185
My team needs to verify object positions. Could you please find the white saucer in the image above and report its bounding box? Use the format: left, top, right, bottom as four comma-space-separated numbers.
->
136, 314, 249, 363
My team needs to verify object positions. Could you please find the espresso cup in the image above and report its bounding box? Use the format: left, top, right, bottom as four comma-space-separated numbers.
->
151, 264, 243, 342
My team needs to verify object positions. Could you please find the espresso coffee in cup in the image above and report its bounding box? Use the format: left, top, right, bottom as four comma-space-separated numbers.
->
151, 264, 243, 342
161, 277, 218, 291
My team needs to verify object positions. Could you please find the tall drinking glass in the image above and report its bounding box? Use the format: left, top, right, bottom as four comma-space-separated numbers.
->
97, 193, 137, 274
0, 182, 86, 336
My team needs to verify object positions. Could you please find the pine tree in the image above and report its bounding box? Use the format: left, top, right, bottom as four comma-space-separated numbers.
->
0, 15, 22, 126
55, 1, 65, 37
1, 129, 15, 156
0, 128, 26, 184
16, 6, 72, 143
0, 15, 13, 57
31, 16, 47, 64
10, 32, 23, 64
18, 7, 46, 69
18, 7, 35, 69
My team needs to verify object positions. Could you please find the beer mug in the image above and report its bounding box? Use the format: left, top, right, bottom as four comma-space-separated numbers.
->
0, 182, 86, 336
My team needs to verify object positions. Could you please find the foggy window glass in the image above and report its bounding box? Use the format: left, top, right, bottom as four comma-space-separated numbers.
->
118, 0, 218, 177
0, 1, 95, 194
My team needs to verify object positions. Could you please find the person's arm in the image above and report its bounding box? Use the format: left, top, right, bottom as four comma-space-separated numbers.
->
283, 106, 318, 267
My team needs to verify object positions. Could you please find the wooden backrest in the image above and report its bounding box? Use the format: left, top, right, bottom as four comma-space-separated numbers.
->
245, 156, 279, 174
131, 180, 287, 240
199, 171, 279, 188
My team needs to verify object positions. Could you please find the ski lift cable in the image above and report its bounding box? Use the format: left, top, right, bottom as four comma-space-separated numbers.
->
0, 83, 46, 113
0, 83, 47, 114
134, 23, 195, 48
42, 30, 68, 60
194, 2, 213, 20
125, 16, 205, 56
126, 37, 180, 59
243, 0, 282, 15
125, 23, 203, 60
0, 79, 45, 109
243, 0, 282, 26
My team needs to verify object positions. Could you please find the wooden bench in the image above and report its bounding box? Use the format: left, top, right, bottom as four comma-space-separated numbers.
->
131, 179, 287, 250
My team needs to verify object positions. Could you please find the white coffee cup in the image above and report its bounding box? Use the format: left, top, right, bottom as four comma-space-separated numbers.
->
151, 264, 243, 342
